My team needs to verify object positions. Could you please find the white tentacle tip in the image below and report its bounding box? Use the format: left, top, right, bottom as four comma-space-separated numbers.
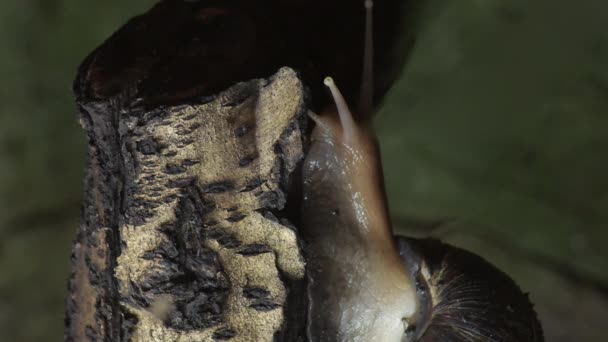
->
364, 0, 373, 9
323, 77, 335, 87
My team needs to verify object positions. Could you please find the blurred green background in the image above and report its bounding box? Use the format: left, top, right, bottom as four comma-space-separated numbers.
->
1, 0, 606, 341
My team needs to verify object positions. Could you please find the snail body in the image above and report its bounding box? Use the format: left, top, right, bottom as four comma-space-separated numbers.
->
300, 1, 544, 341
301, 78, 417, 341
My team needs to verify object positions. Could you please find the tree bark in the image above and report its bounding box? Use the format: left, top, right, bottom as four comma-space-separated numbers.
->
65, 64, 307, 341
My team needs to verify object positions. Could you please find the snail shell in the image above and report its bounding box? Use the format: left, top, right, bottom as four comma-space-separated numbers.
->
397, 236, 544, 342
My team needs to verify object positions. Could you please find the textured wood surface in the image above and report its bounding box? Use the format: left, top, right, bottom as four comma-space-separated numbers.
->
65, 68, 307, 341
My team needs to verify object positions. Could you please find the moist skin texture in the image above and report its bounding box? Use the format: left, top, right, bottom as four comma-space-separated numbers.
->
300, 1, 418, 339
301, 99, 417, 341
298, 0, 544, 338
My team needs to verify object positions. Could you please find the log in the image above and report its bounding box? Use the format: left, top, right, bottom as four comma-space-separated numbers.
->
65, 66, 308, 341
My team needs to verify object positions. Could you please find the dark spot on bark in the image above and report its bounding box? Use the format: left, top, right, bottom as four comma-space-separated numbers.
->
175, 125, 192, 136
154, 240, 180, 259
132, 199, 161, 211
213, 328, 237, 340
126, 213, 146, 226
162, 195, 178, 203
164, 150, 178, 157
127, 280, 151, 308
206, 228, 224, 240
167, 177, 193, 188
243, 287, 271, 299
164, 164, 186, 175
250, 298, 281, 312
238, 244, 272, 256
238, 154, 258, 167
206, 228, 241, 249
203, 181, 235, 193
182, 159, 200, 167
136, 137, 160, 155
181, 293, 223, 326
142, 252, 156, 260
240, 179, 264, 192
120, 309, 139, 342
258, 191, 282, 208
262, 211, 279, 223
141, 108, 170, 122
205, 219, 219, 226
177, 138, 195, 146
216, 235, 241, 249
226, 213, 246, 222
183, 114, 197, 120
234, 125, 251, 137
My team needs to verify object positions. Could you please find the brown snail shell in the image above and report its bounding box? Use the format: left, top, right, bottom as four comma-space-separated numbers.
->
396, 236, 545, 342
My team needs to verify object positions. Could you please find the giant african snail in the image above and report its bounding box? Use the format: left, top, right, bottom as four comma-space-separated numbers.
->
300, 1, 544, 341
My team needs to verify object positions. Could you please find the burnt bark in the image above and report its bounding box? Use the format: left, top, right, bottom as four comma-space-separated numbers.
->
65, 0, 418, 341
65, 66, 308, 342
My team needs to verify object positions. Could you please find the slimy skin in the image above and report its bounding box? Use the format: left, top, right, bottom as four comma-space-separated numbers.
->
301, 78, 417, 341
301, 1, 417, 340
300, 1, 544, 341
300, 81, 545, 342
